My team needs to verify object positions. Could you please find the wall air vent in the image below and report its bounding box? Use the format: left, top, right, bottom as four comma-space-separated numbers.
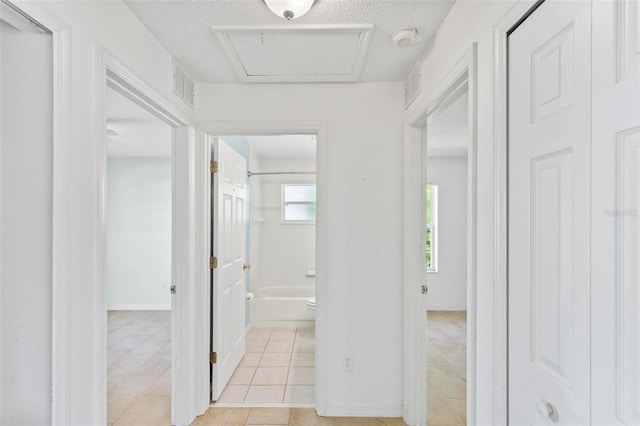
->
173, 60, 194, 108
404, 58, 422, 109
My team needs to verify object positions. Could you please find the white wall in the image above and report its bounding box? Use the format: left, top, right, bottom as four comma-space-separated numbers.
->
26, 2, 195, 424
250, 156, 316, 293
196, 82, 405, 416
106, 158, 171, 309
426, 157, 467, 311
404, 1, 520, 424
0, 19, 52, 425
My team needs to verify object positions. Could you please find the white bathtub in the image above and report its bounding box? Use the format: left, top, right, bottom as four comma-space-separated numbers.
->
250, 286, 315, 327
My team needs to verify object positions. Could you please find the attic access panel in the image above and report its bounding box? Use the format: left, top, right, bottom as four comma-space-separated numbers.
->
211, 24, 373, 83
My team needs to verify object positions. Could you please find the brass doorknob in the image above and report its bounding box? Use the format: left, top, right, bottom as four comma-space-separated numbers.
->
243, 263, 251, 270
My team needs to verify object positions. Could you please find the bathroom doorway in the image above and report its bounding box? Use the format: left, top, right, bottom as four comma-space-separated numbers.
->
209, 133, 318, 407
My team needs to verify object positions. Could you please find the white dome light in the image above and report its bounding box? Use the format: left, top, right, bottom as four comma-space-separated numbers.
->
264, 0, 315, 20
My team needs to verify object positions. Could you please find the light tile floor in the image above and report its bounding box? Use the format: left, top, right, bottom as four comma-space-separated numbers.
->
427, 311, 467, 426
107, 310, 172, 426
107, 311, 464, 425
192, 407, 407, 425
214, 326, 316, 406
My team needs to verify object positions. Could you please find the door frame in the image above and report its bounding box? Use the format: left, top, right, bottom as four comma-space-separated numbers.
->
493, 1, 543, 424
403, 44, 478, 426
196, 121, 328, 411
1, 1, 72, 423
94, 50, 197, 425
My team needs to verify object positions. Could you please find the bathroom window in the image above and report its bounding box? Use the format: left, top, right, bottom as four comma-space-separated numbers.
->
282, 184, 316, 223
426, 184, 438, 272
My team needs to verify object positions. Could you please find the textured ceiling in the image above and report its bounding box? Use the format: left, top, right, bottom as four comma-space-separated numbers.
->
245, 134, 316, 158
106, 87, 172, 157
426, 82, 468, 157
124, 0, 456, 83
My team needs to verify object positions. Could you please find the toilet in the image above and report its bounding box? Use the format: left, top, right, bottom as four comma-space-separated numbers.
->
306, 297, 316, 312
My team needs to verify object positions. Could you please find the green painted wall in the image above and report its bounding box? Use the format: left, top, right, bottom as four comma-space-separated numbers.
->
106, 158, 171, 307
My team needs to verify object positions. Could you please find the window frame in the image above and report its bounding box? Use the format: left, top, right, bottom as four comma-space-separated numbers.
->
426, 184, 438, 273
281, 183, 316, 224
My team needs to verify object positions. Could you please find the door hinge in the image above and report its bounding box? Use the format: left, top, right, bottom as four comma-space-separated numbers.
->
210, 352, 217, 364
210, 160, 218, 173
210, 256, 217, 269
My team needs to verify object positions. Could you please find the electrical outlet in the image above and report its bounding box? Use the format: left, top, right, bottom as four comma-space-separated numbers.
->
162, 282, 169, 289
343, 356, 353, 372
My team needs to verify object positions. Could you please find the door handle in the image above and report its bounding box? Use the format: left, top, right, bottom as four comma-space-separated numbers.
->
421, 285, 428, 294
170, 285, 176, 295
243, 263, 251, 270
536, 401, 554, 419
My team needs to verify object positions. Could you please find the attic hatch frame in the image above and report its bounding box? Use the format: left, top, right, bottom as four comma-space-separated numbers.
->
95, 50, 198, 426
210, 24, 373, 83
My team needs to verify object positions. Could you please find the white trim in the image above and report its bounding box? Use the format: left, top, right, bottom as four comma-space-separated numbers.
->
251, 320, 315, 329
51, 23, 72, 426
104, 63, 191, 128
466, 44, 479, 426
107, 305, 172, 311
425, 306, 468, 312
210, 24, 373, 83
197, 121, 328, 414
402, 121, 426, 426
403, 45, 478, 426
426, 184, 438, 273
492, 2, 540, 424
193, 127, 211, 418
212, 402, 315, 409
171, 126, 199, 425
94, 46, 109, 425
2, 2, 73, 423
94, 49, 195, 426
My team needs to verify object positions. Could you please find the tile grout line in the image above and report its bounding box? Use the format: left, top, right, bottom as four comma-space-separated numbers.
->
235, 326, 316, 406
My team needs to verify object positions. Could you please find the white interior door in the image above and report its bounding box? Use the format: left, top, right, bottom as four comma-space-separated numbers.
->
591, 0, 640, 424
211, 137, 247, 401
508, 1, 591, 424
0, 11, 53, 425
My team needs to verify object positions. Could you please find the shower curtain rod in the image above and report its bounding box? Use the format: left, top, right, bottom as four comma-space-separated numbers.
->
247, 171, 316, 177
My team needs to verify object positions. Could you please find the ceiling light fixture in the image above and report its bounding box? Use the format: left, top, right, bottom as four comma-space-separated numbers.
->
263, 0, 315, 21
392, 26, 418, 48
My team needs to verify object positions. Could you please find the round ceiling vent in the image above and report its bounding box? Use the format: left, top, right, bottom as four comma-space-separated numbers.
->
392, 26, 418, 48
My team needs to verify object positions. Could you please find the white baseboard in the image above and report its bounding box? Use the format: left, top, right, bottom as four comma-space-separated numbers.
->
107, 304, 171, 311
321, 404, 403, 418
251, 320, 315, 329
426, 306, 467, 311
